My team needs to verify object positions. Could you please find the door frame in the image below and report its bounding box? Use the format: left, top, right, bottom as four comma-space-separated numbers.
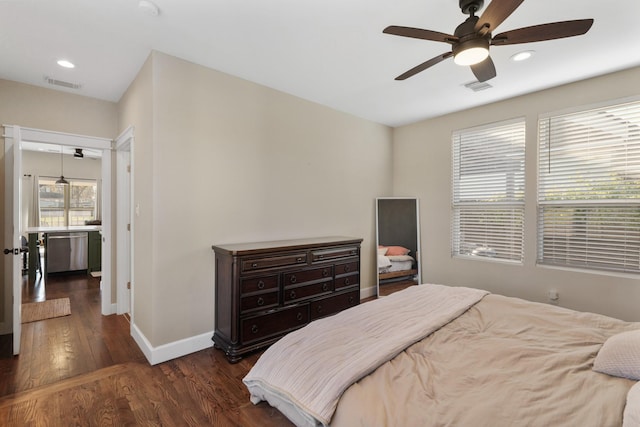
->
3, 126, 22, 354
115, 127, 134, 318
3, 125, 113, 353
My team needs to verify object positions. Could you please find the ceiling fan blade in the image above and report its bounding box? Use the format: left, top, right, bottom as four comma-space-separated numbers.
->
491, 19, 594, 45
475, 0, 525, 34
395, 52, 453, 80
470, 56, 497, 82
383, 26, 458, 44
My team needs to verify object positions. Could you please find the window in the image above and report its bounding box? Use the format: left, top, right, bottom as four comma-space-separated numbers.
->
39, 177, 98, 227
452, 118, 526, 263
538, 99, 640, 274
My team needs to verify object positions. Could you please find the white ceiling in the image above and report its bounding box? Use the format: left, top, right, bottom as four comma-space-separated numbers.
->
1, 0, 639, 127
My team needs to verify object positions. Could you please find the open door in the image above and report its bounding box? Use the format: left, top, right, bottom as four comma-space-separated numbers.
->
115, 127, 133, 316
3, 125, 23, 354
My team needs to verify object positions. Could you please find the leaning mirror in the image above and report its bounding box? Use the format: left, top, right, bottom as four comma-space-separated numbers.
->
376, 197, 421, 297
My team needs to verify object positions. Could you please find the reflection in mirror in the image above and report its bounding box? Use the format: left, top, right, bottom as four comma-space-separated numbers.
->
376, 197, 421, 297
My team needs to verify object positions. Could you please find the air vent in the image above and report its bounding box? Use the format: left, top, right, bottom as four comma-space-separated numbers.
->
44, 76, 82, 90
463, 80, 492, 92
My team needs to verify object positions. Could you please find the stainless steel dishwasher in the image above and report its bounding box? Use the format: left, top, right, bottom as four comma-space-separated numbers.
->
46, 232, 88, 273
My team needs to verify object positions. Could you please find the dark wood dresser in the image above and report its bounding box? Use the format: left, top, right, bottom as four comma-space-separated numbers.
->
212, 236, 362, 363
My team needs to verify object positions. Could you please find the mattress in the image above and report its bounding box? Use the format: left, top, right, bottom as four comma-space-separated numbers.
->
378, 254, 414, 273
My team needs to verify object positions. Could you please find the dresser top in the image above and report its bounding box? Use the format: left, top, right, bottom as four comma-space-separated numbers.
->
212, 236, 362, 256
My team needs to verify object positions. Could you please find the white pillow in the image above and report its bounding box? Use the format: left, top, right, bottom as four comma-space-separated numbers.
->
623, 381, 640, 427
377, 247, 388, 256
593, 329, 640, 380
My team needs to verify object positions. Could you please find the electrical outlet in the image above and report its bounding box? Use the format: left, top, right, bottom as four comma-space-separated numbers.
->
548, 289, 559, 304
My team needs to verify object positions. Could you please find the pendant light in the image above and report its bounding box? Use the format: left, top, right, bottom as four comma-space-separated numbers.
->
55, 146, 69, 185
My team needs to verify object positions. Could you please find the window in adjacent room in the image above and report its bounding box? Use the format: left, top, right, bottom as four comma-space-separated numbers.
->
39, 177, 98, 227
538, 98, 640, 274
452, 118, 526, 263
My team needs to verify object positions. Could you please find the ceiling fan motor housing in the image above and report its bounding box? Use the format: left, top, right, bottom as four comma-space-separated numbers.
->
453, 15, 491, 53
459, 0, 484, 15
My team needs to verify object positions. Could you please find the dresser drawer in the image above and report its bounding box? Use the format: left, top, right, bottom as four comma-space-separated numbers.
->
240, 292, 279, 314
335, 261, 359, 276
311, 246, 359, 262
310, 290, 359, 320
335, 273, 359, 290
284, 281, 333, 304
283, 266, 333, 286
242, 252, 307, 272
240, 275, 279, 295
241, 305, 309, 344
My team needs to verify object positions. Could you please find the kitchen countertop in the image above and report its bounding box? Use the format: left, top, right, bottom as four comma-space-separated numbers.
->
25, 226, 102, 233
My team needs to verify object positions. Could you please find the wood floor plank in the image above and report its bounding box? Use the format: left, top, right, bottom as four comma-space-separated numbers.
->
0, 272, 297, 426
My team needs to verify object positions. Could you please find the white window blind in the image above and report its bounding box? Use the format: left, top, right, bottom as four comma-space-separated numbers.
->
538, 99, 640, 274
452, 118, 525, 263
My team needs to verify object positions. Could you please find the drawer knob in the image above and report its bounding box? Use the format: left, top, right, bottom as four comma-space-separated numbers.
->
344, 278, 350, 285
257, 280, 265, 290
344, 265, 350, 272
349, 296, 355, 304
257, 297, 265, 306
322, 283, 329, 292
290, 290, 296, 299
252, 262, 258, 268
322, 268, 329, 277
296, 257, 303, 262
317, 305, 323, 313
297, 312, 303, 321
290, 275, 297, 284
251, 325, 259, 334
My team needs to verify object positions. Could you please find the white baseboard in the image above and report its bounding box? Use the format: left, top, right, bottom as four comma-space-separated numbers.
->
360, 286, 377, 300
128, 287, 376, 365
131, 322, 213, 365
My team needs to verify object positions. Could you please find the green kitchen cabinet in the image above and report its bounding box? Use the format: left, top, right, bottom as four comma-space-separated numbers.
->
88, 231, 102, 272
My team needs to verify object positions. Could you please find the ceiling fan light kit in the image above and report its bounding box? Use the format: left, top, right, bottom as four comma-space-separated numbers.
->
384, 0, 594, 82
453, 39, 490, 65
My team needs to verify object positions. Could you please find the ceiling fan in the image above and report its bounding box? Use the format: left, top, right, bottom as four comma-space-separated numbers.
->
383, 0, 594, 82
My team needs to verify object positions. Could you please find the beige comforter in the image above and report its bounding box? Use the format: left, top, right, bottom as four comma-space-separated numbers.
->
244, 285, 489, 426
332, 293, 639, 427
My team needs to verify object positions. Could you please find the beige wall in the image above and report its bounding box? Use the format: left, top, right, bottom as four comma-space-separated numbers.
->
393, 66, 640, 321
117, 54, 155, 339
118, 52, 393, 347
7, 53, 637, 356
0, 79, 117, 333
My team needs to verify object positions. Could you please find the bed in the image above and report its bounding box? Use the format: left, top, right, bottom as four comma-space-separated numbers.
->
243, 284, 640, 427
378, 245, 417, 286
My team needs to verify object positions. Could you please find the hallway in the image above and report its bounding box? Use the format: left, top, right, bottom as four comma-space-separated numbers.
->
0, 272, 145, 397
0, 272, 292, 426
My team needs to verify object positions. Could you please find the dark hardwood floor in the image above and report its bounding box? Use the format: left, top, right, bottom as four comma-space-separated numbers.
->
0, 271, 293, 426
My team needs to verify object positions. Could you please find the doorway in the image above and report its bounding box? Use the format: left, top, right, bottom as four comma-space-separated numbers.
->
3, 125, 113, 355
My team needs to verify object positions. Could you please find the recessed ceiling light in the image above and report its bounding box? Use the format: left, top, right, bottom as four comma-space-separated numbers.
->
510, 51, 535, 62
57, 59, 75, 68
138, 0, 160, 16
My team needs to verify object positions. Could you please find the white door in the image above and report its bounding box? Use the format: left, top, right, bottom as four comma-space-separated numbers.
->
3, 125, 23, 354
115, 128, 133, 315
